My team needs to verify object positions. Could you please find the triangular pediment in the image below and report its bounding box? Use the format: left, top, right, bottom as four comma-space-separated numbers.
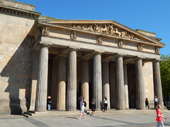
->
38, 20, 165, 48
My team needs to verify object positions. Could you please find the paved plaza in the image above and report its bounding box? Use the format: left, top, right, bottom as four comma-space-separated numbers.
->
0, 113, 170, 127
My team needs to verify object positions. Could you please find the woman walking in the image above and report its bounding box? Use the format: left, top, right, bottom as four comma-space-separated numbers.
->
103, 96, 108, 112
156, 105, 167, 127
91, 99, 95, 116
78, 97, 86, 119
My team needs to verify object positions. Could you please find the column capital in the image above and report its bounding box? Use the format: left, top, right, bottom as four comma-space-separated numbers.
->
94, 50, 105, 55
39, 44, 51, 49
69, 47, 79, 52
135, 57, 145, 61
153, 59, 162, 62
115, 53, 125, 58
115, 54, 124, 60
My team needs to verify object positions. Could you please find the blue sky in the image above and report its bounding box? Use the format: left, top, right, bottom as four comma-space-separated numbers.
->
17, 0, 170, 55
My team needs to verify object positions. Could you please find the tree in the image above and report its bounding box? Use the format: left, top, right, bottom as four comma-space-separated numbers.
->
160, 54, 170, 97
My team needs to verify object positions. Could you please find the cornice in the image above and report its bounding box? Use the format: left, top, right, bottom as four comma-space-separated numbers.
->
0, 3, 41, 20
37, 22, 164, 48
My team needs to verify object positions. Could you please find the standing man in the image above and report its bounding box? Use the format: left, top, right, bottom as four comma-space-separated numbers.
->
47, 95, 52, 110
154, 96, 158, 109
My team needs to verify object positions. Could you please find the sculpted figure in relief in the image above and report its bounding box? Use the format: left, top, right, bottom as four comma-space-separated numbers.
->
137, 44, 144, 51
121, 31, 127, 37
71, 24, 141, 41
114, 28, 121, 36
76, 25, 82, 29
87, 25, 94, 31
118, 41, 123, 48
155, 47, 160, 54
109, 25, 114, 35
70, 31, 77, 40
100, 25, 109, 34
96, 37, 102, 44
82, 25, 88, 30
94, 24, 101, 32
72, 25, 76, 29
42, 27, 50, 36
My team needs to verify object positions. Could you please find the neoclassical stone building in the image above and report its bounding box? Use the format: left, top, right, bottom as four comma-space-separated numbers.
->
0, 0, 165, 114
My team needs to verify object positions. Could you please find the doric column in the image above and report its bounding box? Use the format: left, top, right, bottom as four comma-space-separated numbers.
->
124, 63, 129, 109
57, 57, 66, 110
102, 61, 110, 109
116, 55, 125, 110
81, 59, 89, 109
93, 53, 102, 110
135, 58, 145, 110
35, 45, 49, 111
153, 60, 163, 107
67, 49, 77, 111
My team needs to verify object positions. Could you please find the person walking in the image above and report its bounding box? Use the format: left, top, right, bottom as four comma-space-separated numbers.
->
91, 99, 95, 116
154, 96, 158, 109
145, 98, 149, 109
78, 97, 86, 119
103, 96, 108, 112
47, 95, 52, 110
156, 105, 167, 127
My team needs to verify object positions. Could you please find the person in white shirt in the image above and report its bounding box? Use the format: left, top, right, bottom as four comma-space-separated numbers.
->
78, 97, 86, 119
154, 96, 158, 109
103, 96, 108, 112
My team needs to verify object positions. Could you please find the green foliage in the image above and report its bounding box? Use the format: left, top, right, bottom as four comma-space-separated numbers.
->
160, 54, 170, 95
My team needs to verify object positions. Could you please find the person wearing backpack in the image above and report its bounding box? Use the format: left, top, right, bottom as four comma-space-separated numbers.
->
78, 97, 86, 119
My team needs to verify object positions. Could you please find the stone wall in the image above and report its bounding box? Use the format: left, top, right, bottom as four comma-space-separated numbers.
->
0, 12, 34, 114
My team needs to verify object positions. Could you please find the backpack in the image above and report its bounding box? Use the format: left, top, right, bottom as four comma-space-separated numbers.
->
84, 101, 86, 107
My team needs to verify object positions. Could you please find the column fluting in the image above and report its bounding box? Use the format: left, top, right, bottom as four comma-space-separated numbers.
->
35, 45, 49, 111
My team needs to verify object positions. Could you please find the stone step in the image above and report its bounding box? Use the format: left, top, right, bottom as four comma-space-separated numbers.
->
23, 109, 170, 118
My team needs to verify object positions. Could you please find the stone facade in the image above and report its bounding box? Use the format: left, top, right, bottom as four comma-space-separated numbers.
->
0, 0, 165, 114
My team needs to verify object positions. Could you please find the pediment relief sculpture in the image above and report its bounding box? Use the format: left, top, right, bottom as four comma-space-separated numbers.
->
118, 40, 123, 48
137, 44, 144, 51
72, 24, 140, 41
96, 37, 102, 45
70, 31, 77, 40
40, 26, 50, 36
155, 47, 160, 54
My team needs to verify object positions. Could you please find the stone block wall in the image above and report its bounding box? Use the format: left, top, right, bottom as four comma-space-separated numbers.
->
0, 12, 34, 114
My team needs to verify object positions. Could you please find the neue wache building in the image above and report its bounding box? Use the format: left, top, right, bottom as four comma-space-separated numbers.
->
0, 0, 165, 114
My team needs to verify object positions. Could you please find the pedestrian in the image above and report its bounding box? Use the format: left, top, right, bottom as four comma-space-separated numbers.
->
47, 95, 52, 110
91, 99, 95, 116
103, 96, 108, 112
145, 98, 149, 109
154, 96, 158, 108
81, 94, 85, 99
156, 105, 167, 127
78, 97, 86, 119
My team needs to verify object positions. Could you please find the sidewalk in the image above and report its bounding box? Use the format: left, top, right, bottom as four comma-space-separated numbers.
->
0, 113, 170, 127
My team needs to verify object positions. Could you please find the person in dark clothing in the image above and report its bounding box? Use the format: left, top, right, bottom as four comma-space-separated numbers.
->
47, 95, 52, 110
91, 99, 95, 116
145, 98, 149, 109
103, 96, 108, 112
